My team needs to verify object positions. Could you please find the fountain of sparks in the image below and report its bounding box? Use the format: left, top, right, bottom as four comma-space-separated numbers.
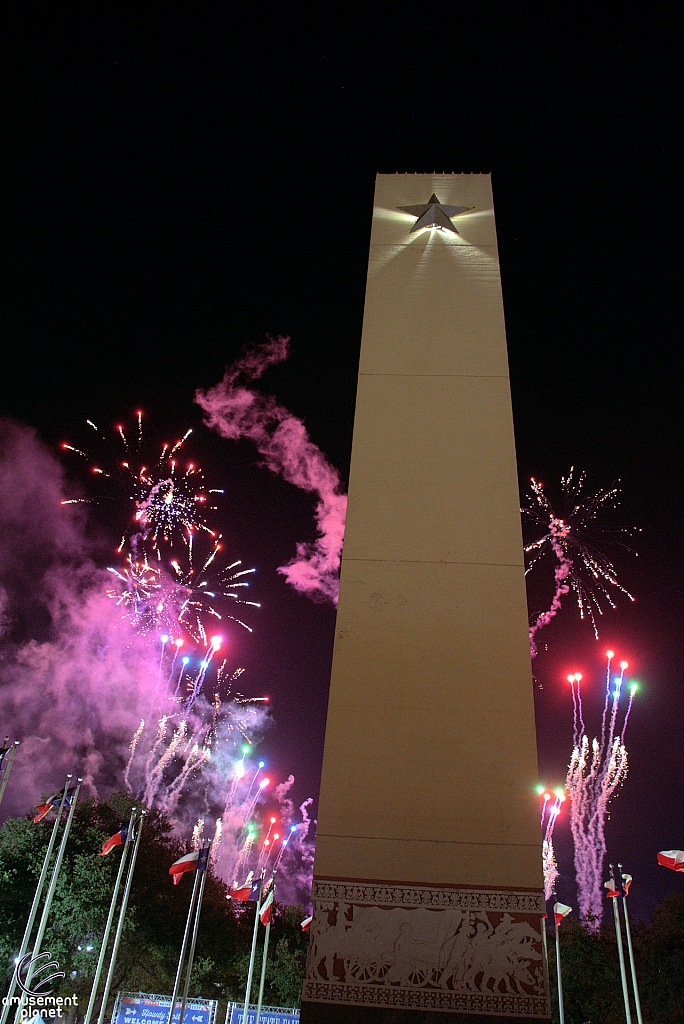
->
565, 651, 637, 929
538, 785, 566, 900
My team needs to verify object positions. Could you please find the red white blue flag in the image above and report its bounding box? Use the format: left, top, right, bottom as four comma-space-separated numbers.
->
197, 846, 209, 872
604, 877, 621, 899
657, 850, 684, 872
98, 826, 129, 856
259, 889, 274, 925
169, 846, 209, 884
169, 850, 199, 884
553, 902, 572, 926
34, 786, 76, 823
228, 881, 253, 901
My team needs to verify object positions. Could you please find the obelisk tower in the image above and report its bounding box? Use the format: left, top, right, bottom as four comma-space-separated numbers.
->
301, 174, 549, 1022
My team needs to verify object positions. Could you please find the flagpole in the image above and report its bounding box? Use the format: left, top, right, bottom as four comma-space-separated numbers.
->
619, 866, 644, 1024
96, 810, 145, 1024
83, 809, 137, 1024
177, 842, 209, 1024
540, 912, 549, 979
608, 865, 633, 1024
0, 775, 72, 1024
20, 776, 83, 1011
0, 740, 19, 809
255, 882, 274, 1024
166, 857, 203, 1024
554, 915, 565, 1024
242, 871, 264, 1024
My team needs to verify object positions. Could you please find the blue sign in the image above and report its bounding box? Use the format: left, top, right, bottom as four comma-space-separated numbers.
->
226, 1006, 299, 1024
115, 993, 218, 1024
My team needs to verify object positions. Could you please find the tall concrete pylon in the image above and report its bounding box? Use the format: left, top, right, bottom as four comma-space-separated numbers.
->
300, 174, 549, 1022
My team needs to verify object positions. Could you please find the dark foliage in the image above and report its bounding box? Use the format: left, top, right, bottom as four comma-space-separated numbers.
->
0, 794, 309, 1017
3, 796, 682, 1021
547, 897, 684, 1023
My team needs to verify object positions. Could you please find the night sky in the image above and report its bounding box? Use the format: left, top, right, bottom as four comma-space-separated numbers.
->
2, 14, 682, 922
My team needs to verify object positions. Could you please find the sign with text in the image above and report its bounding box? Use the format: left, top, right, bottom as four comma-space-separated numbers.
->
114, 993, 218, 1024
226, 1006, 299, 1024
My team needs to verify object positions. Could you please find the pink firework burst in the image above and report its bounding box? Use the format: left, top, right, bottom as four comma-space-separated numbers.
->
522, 469, 638, 656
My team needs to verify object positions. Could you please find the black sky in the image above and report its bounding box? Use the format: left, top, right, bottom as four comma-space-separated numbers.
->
1, 12, 682, 921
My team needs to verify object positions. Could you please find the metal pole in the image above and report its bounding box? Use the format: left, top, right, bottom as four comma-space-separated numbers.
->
0, 775, 72, 1024
254, 883, 274, 1024
554, 918, 565, 1024
83, 810, 136, 1024
96, 811, 145, 1024
609, 866, 633, 1024
166, 862, 202, 1024
619, 866, 643, 1024
540, 913, 549, 978
0, 740, 19, 809
177, 844, 209, 1024
19, 776, 83, 1014
241, 874, 264, 1024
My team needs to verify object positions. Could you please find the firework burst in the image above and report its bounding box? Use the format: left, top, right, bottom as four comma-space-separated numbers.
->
61, 412, 221, 557
106, 547, 260, 642
63, 413, 260, 643
522, 469, 638, 656
168, 541, 260, 642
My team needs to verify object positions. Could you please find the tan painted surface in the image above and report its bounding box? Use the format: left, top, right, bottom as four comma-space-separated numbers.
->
314, 174, 542, 893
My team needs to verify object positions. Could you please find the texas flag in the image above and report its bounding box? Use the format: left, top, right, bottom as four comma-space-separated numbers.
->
169, 846, 209, 885
170, 850, 199, 884
622, 873, 633, 895
553, 902, 572, 926
301, 915, 313, 932
259, 889, 274, 925
228, 881, 253, 901
34, 786, 76, 823
604, 877, 621, 899
98, 826, 128, 856
229, 871, 259, 901
248, 879, 261, 901
657, 850, 684, 872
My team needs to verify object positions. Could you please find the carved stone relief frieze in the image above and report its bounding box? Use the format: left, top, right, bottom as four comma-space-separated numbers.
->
303, 879, 551, 1017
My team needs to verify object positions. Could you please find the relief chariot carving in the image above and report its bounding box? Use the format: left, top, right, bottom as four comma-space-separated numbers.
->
303, 883, 550, 1017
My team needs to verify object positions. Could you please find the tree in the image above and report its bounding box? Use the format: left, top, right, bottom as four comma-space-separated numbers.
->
547, 895, 684, 1023
232, 904, 309, 1008
0, 794, 241, 1010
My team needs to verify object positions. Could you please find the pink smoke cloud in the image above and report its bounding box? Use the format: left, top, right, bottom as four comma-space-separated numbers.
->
196, 337, 347, 605
0, 420, 317, 903
0, 423, 276, 834
0, 420, 159, 816
273, 776, 316, 909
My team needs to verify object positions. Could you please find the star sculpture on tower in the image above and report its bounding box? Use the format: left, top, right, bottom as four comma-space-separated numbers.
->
398, 193, 474, 234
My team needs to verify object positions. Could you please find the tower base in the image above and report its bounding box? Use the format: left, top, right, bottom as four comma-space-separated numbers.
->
301, 1008, 547, 1024
300, 878, 550, 1020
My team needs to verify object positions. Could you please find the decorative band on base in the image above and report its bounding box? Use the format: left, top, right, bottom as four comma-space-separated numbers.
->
302, 878, 550, 1018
